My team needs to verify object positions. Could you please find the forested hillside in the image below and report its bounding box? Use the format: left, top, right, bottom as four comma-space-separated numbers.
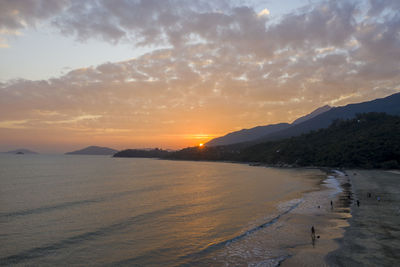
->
167, 113, 400, 169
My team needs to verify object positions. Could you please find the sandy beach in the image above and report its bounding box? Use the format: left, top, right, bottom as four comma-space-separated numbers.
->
327, 170, 400, 266
278, 170, 351, 267
279, 169, 400, 266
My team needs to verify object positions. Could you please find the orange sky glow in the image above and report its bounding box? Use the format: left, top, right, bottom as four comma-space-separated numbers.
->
1, 0, 399, 153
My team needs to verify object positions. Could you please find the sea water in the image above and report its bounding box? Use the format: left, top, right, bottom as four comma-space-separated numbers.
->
0, 154, 326, 266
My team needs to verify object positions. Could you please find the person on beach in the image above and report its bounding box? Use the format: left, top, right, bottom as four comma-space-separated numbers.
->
311, 226, 316, 247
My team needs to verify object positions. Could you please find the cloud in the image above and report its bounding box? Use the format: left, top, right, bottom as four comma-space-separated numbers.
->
367, 0, 400, 17
258, 8, 270, 17
0, 120, 28, 129
0, 0, 69, 47
0, 0, 400, 150
0, 0, 68, 30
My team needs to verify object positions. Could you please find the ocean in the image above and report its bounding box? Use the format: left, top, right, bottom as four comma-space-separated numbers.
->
0, 154, 333, 266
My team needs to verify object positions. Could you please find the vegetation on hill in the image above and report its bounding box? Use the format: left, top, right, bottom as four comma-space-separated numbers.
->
205, 92, 400, 148
241, 113, 400, 168
113, 148, 170, 158
166, 113, 400, 169
254, 92, 400, 143
66, 146, 117, 155
205, 123, 291, 147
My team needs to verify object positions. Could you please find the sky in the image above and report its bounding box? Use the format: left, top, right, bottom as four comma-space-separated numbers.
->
0, 0, 399, 153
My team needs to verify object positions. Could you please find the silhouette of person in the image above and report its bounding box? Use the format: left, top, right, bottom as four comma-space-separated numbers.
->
357, 200, 360, 207
330, 200, 333, 209
311, 226, 316, 247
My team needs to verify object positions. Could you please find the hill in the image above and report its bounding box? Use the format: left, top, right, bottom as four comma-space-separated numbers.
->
65, 146, 118, 155
205, 105, 332, 147
206, 92, 400, 148
113, 148, 170, 158
205, 105, 332, 149
205, 123, 291, 147
167, 113, 400, 169
257, 92, 400, 143
292, 105, 332, 125
241, 113, 400, 168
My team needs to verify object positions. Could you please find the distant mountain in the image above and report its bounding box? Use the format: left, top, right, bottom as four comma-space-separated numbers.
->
241, 112, 400, 168
257, 92, 400, 143
292, 105, 332, 125
205, 93, 400, 148
5, 149, 38, 154
205, 105, 333, 147
168, 113, 400, 169
65, 146, 118, 155
205, 123, 291, 147
113, 148, 170, 158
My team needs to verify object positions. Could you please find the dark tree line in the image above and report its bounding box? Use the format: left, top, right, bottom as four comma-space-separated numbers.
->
115, 113, 400, 169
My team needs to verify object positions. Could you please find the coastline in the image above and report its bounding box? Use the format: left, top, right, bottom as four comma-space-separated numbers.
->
160, 158, 366, 266
326, 170, 400, 266
128, 157, 400, 266
276, 169, 351, 267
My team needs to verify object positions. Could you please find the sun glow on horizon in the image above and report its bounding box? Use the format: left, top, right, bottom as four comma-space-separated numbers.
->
1, 0, 398, 153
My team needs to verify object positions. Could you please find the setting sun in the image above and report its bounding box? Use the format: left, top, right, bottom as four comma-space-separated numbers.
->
0, 1, 399, 266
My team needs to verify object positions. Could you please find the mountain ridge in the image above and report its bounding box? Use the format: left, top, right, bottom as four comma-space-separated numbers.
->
256, 92, 400, 143
206, 104, 333, 147
292, 105, 332, 125
65, 146, 118, 155
205, 123, 291, 147
166, 113, 400, 169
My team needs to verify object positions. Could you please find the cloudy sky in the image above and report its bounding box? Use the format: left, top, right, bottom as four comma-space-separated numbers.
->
0, 0, 399, 153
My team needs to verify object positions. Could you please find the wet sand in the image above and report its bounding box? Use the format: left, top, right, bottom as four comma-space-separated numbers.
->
327, 170, 400, 266
280, 171, 352, 267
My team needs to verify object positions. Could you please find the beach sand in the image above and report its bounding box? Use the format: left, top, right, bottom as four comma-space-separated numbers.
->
205, 168, 349, 267
280, 171, 352, 267
216, 168, 400, 266
327, 170, 400, 266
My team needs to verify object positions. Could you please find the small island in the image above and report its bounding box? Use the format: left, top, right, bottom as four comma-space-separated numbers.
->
65, 146, 118, 156
5, 149, 38, 155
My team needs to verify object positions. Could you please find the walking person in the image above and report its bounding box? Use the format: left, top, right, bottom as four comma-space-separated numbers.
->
311, 226, 316, 247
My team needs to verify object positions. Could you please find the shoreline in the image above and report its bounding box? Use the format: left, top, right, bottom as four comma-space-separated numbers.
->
101, 157, 400, 265
277, 169, 352, 267
70, 155, 400, 265
326, 170, 400, 266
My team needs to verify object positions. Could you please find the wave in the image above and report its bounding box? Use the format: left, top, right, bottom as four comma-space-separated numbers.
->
0, 201, 202, 266
111, 200, 303, 266
0, 184, 170, 219
193, 200, 301, 252
249, 255, 293, 267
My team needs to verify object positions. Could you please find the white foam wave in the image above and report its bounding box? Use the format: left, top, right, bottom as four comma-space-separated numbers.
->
249, 255, 290, 267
